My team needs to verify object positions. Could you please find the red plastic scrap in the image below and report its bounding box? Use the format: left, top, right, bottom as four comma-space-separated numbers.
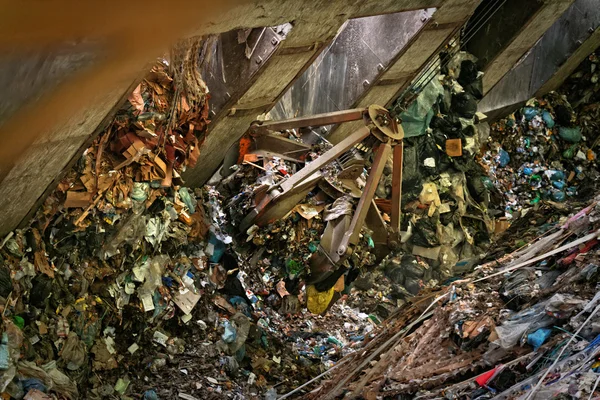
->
475, 365, 501, 387
561, 238, 599, 265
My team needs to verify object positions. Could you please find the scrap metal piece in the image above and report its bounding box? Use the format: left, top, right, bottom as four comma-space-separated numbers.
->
249, 108, 367, 136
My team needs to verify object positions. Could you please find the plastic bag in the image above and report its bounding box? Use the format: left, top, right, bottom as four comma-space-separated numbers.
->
101, 213, 146, 258
222, 321, 237, 344
226, 313, 250, 355
558, 126, 582, 143
0, 267, 13, 298
527, 328, 552, 350
400, 78, 444, 138
60, 332, 86, 370
494, 302, 555, 349
451, 92, 477, 119
18, 361, 78, 400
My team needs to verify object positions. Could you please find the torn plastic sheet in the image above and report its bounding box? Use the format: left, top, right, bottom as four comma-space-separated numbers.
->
399, 78, 444, 138
494, 302, 555, 349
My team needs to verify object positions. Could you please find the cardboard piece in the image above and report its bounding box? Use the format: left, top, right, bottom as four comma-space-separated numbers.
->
173, 290, 201, 315
64, 191, 93, 208
243, 153, 259, 162
446, 138, 463, 157
495, 219, 510, 234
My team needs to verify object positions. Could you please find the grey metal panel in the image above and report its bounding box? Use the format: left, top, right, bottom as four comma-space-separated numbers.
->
477, 48, 535, 114
271, 9, 435, 122
201, 25, 291, 122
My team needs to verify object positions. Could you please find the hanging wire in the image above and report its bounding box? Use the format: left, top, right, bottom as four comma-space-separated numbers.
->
389, 0, 508, 117
408, 0, 506, 95
406, 0, 507, 96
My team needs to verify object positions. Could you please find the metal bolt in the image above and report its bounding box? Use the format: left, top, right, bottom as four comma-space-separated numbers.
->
337, 246, 346, 256
210, 110, 216, 117
590, 27, 595, 34
225, 92, 231, 99
363, 80, 370, 88
377, 63, 384, 72
271, 38, 279, 46
256, 56, 263, 64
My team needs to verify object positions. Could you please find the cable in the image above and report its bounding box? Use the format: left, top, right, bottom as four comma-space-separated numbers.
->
391, 0, 508, 117
407, 0, 507, 97
407, 0, 502, 94
526, 301, 600, 400
413, 0, 505, 91
473, 229, 600, 284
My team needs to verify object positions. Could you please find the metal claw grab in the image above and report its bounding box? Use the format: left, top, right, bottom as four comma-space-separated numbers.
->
241, 105, 405, 313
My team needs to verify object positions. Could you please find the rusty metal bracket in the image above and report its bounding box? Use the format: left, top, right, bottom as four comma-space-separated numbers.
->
241, 105, 405, 270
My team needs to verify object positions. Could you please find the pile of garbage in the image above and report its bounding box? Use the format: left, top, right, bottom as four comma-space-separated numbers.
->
0, 47, 383, 400
482, 51, 600, 221
308, 197, 600, 399
292, 50, 600, 399
367, 53, 498, 307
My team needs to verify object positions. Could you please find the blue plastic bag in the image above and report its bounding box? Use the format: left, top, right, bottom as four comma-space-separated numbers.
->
527, 328, 552, 350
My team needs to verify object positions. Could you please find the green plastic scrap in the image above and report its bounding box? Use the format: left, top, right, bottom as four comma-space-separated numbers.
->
562, 144, 578, 159
327, 337, 343, 347
367, 236, 375, 249
178, 187, 195, 213
286, 259, 303, 277
482, 176, 494, 191
115, 377, 131, 395
12, 316, 24, 330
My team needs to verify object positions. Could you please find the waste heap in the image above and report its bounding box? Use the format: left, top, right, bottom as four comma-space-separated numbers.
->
0, 40, 380, 400
308, 197, 600, 399
482, 51, 600, 221
353, 52, 499, 314
301, 50, 600, 400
